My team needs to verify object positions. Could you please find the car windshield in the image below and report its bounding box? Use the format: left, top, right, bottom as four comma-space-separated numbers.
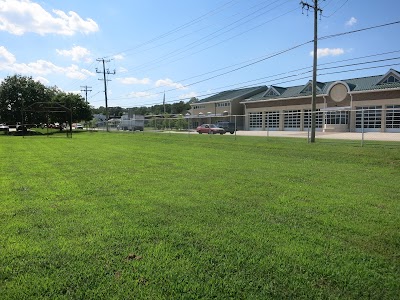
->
209, 124, 217, 128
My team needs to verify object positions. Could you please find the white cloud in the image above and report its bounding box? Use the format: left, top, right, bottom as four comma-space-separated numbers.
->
56, 46, 92, 62
346, 17, 357, 27
0, 0, 99, 36
128, 91, 155, 98
310, 48, 345, 59
155, 78, 187, 90
117, 77, 151, 85
113, 54, 124, 60
0, 46, 16, 65
118, 67, 128, 73
179, 91, 197, 100
67, 90, 81, 95
0, 46, 95, 80
34, 76, 49, 84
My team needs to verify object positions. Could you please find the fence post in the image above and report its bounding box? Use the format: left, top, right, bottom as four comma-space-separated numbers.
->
266, 113, 269, 137
234, 115, 237, 140
361, 108, 364, 147
307, 111, 311, 143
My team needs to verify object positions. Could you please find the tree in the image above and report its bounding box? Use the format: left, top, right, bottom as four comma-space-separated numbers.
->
175, 114, 188, 130
52, 92, 92, 124
108, 106, 126, 117
188, 97, 199, 104
0, 75, 92, 127
0, 75, 51, 125
172, 101, 191, 114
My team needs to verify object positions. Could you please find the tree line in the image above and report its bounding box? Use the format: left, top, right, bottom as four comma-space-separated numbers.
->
92, 97, 198, 118
0, 75, 92, 127
0, 75, 199, 126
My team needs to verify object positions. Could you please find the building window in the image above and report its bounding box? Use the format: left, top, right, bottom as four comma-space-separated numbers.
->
265, 111, 280, 129
249, 112, 262, 129
356, 106, 382, 129
324, 111, 348, 125
216, 102, 230, 107
382, 75, 400, 84
301, 84, 313, 94
386, 105, 400, 129
264, 89, 278, 97
304, 109, 323, 128
193, 105, 205, 109
284, 110, 301, 128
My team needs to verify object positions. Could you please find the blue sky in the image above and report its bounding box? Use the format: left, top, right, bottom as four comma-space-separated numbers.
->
1, 0, 399, 108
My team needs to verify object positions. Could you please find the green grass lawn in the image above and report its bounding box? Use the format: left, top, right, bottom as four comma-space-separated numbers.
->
1, 132, 399, 299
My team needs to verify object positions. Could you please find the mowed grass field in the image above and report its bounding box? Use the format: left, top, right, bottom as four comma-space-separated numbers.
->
0, 132, 399, 299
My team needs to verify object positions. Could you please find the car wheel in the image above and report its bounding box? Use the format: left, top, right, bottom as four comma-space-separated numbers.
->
198, 131, 202, 134
230, 131, 234, 134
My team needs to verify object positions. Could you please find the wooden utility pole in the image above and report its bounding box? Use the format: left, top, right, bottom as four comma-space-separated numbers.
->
80, 85, 92, 104
301, 0, 323, 143
96, 59, 115, 132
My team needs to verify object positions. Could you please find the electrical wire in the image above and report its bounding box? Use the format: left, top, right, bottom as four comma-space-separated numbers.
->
104, 0, 241, 59
104, 53, 400, 108
122, 1, 296, 75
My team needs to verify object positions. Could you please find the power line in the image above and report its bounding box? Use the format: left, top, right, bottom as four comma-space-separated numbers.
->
117, 16, 400, 103
121, 1, 296, 75
104, 0, 241, 59
323, 0, 350, 18
92, 20, 400, 106
105, 53, 400, 108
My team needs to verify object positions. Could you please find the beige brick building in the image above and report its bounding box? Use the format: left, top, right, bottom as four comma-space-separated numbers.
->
190, 69, 400, 133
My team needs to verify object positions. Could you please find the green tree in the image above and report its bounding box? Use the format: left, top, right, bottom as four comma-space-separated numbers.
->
175, 114, 188, 130
108, 106, 126, 117
53, 92, 92, 125
0, 75, 51, 125
172, 101, 191, 114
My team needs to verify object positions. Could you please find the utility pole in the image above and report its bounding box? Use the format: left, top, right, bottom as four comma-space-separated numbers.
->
96, 58, 115, 132
80, 85, 92, 104
301, 0, 323, 143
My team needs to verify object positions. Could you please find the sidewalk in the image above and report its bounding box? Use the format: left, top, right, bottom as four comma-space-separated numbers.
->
232, 130, 400, 141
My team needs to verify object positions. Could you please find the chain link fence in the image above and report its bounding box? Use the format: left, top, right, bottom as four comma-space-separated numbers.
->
89, 108, 400, 146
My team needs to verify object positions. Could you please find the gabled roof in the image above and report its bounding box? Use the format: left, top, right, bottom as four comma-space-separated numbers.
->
244, 69, 400, 103
195, 86, 267, 104
377, 69, 400, 85
299, 80, 324, 95
263, 86, 286, 97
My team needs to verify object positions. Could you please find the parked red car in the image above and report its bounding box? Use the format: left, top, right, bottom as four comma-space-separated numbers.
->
196, 124, 226, 134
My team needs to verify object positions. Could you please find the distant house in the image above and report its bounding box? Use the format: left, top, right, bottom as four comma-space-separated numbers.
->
93, 114, 107, 127
189, 86, 267, 129
190, 69, 400, 133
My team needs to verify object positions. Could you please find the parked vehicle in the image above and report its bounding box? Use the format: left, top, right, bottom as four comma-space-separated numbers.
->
120, 115, 144, 131
196, 124, 225, 134
74, 123, 83, 129
215, 121, 236, 134
0, 124, 9, 134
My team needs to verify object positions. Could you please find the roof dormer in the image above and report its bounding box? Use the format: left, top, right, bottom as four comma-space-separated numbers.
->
300, 81, 323, 94
377, 69, 400, 85
263, 86, 281, 97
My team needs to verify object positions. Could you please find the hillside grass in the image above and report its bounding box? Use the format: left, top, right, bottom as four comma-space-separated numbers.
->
0, 132, 399, 299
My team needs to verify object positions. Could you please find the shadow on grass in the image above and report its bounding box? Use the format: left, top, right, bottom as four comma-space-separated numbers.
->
2, 129, 89, 137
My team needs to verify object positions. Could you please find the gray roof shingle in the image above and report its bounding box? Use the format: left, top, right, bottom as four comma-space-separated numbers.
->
245, 69, 400, 102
